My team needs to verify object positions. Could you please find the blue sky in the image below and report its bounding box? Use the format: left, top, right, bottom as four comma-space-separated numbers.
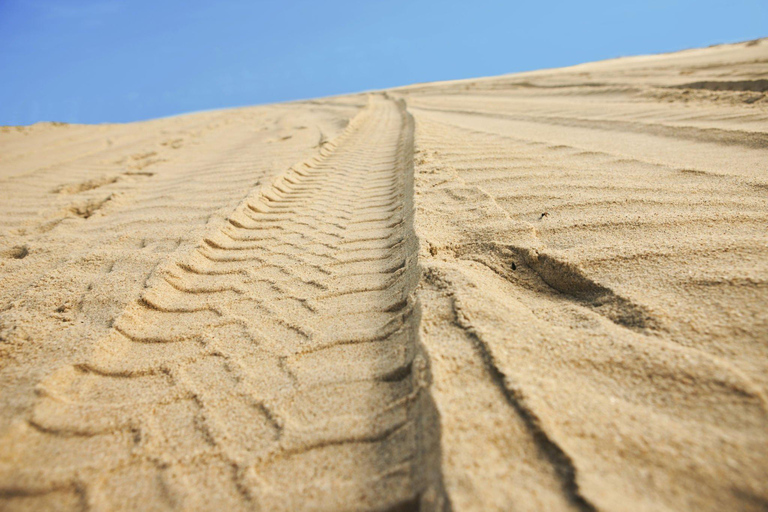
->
1, 0, 765, 125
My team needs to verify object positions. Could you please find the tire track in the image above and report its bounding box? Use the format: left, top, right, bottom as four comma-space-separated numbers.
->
0, 96, 446, 511
409, 104, 768, 149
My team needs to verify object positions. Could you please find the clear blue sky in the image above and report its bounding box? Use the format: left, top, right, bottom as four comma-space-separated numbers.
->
1, 0, 765, 125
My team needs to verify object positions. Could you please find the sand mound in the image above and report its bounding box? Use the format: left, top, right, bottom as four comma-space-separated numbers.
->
1, 39, 767, 511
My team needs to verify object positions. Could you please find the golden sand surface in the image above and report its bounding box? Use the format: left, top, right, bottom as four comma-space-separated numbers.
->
1, 39, 766, 511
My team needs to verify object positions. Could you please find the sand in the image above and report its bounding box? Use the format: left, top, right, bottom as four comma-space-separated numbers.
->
0, 39, 766, 511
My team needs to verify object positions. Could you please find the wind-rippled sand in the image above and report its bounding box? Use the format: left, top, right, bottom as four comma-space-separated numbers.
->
1, 39, 766, 511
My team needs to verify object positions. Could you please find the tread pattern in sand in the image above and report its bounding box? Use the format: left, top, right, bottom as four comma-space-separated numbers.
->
0, 97, 441, 511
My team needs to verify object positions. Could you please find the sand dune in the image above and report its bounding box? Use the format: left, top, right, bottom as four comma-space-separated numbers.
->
1, 39, 767, 511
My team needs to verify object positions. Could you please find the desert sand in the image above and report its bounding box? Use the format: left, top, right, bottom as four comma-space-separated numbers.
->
0, 39, 766, 511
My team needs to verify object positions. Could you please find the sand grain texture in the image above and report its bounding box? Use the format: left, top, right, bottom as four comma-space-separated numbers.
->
1, 40, 767, 511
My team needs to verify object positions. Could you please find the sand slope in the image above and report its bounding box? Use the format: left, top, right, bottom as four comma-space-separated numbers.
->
1, 40, 767, 511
